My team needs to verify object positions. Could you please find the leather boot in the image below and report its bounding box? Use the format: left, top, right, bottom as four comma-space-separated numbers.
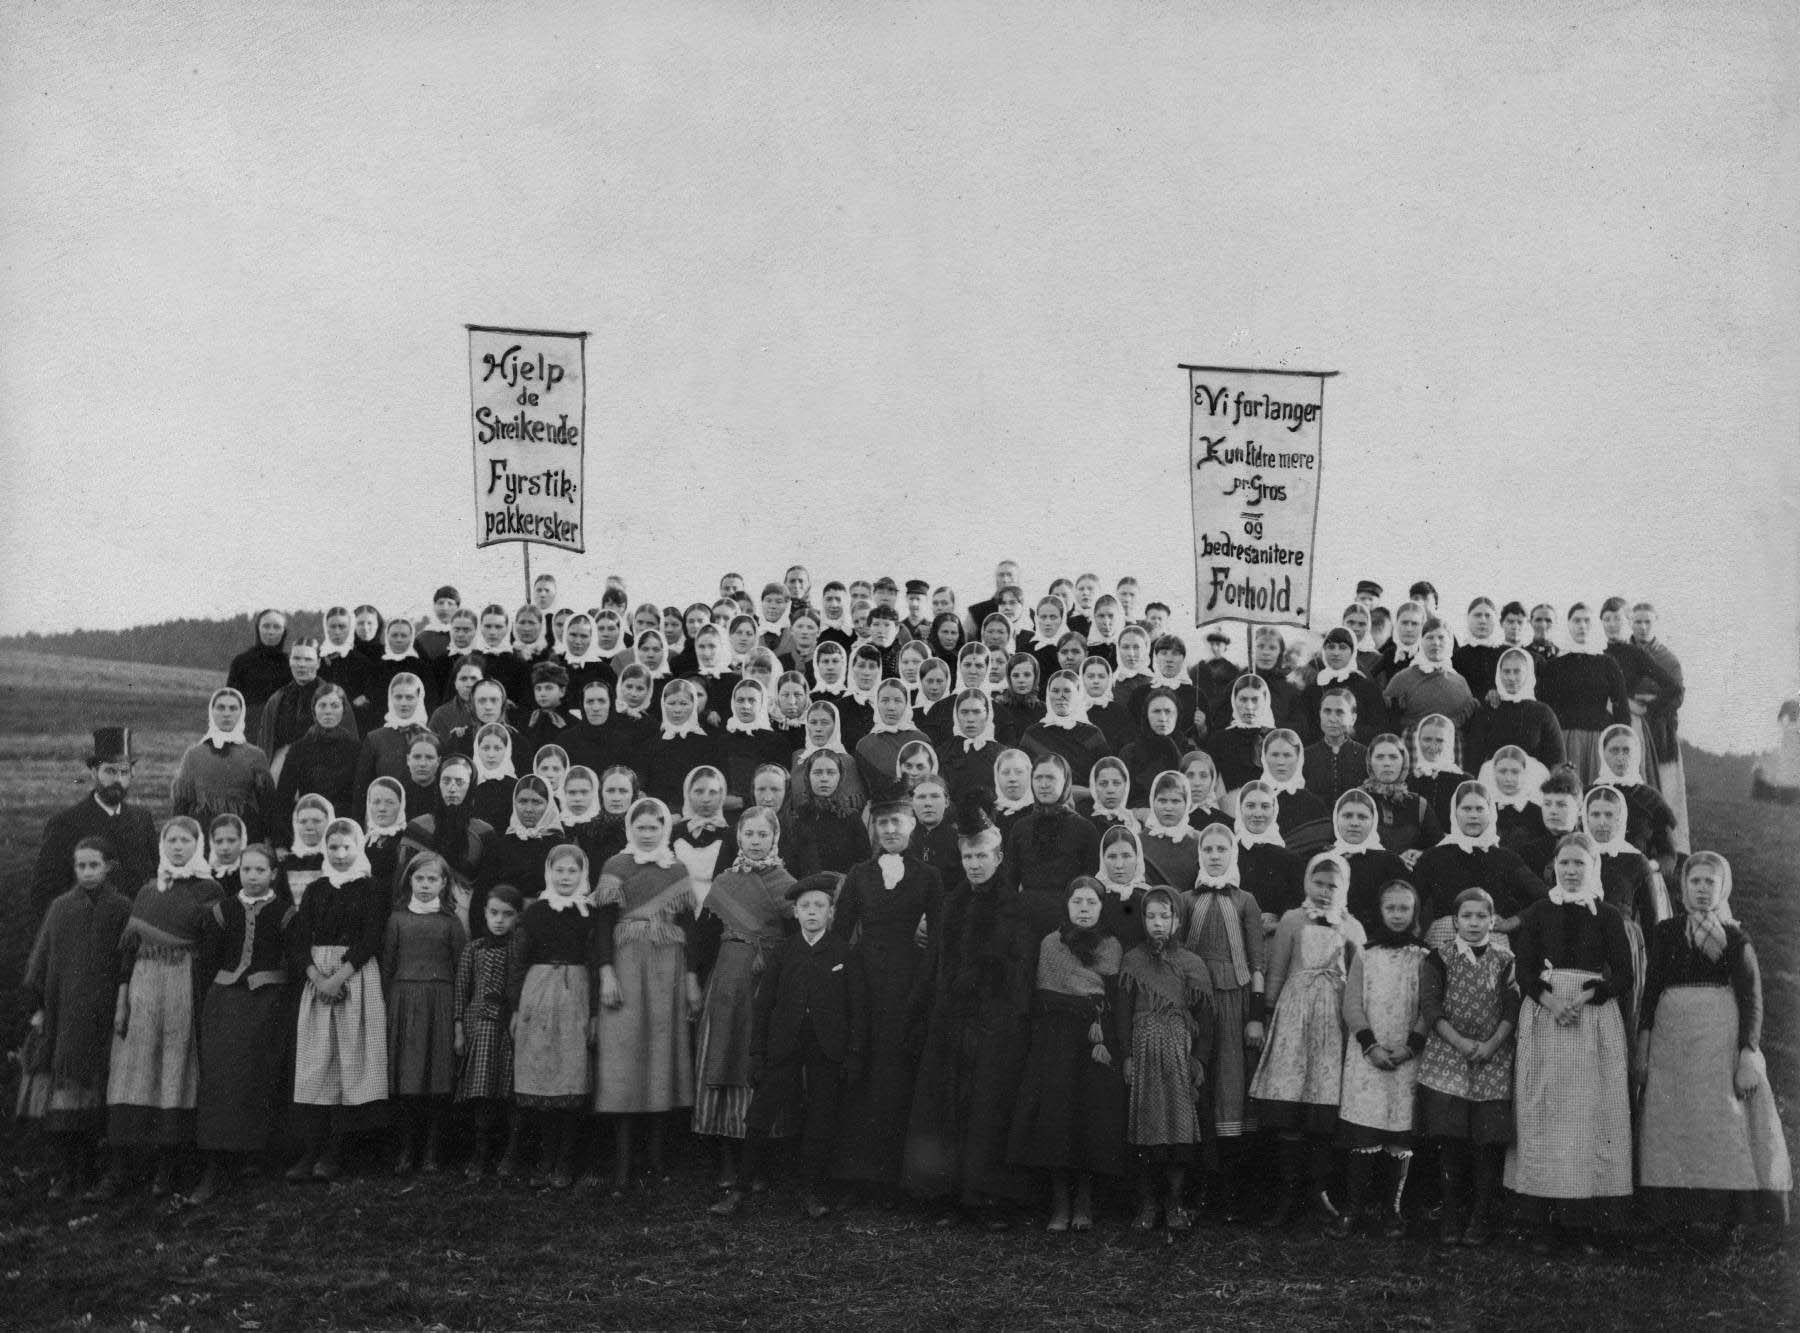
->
1382, 1153, 1411, 1239
495, 1112, 526, 1180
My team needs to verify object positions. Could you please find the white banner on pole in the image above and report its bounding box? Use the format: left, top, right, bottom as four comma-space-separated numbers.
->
1184, 363, 1335, 630
469, 325, 588, 553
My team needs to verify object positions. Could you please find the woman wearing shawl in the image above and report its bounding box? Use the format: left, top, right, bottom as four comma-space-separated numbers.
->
1361, 733, 1443, 862
690, 807, 796, 1187
901, 793, 1037, 1222
468, 776, 563, 936
1003, 753, 1100, 943
1465, 646, 1566, 775
362, 776, 410, 892
172, 688, 276, 845
1636, 852, 1791, 1231
1234, 780, 1304, 929
1121, 688, 1189, 807
1184, 823, 1267, 1216
1412, 780, 1545, 947
593, 797, 703, 1190
1085, 755, 1141, 838
1546, 603, 1632, 786
1204, 674, 1275, 795
1007, 875, 1128, 1231
93, 817, 222, 1198
505, 842, 607, 1187
1021, 668, 1110, 787
1329, 790, 1410, 940
912, 658, 956, 749
641, 678, 718, 809
352, 672, 433, 813
1094, 823, 1157, 949
395, 757, 492, 930
1506, 832, 1635, 1249
1079, 655, 1134, 754
317, 605, 380, 734
672, 765, 738, 910
1407, 713, 1467, 834
286, 817, 390, 1183
1257, 728, 1330, 849
855, 678, 931, 805
938, 689, 1003, 803
1479, 745, 1550, 850
1594, 724, 1678, 875
1250, 852, 1365, 1228
1138, 770, 1201, 893
225, 609, 292, 718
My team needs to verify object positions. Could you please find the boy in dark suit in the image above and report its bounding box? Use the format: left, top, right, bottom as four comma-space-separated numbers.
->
711, 872, 864, 1220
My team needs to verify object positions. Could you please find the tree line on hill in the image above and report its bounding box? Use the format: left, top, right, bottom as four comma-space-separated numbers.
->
1, 614, 324, 672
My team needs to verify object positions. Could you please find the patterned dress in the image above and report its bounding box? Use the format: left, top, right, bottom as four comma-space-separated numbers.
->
1114, 941, 1216, 1160
691, 861, 795, 1137
1338, 942, 1429, 1145
1249, 909, 1362, 1134
1417, 941, 1518, 1142
454, 935, 517, 1102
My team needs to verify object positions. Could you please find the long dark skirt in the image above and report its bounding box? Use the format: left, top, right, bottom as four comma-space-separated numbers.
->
903, 1000, 1034, 1203
197, 984, 289, 1152
1007, 995, 1127, 1177
834, 941, 926, 1186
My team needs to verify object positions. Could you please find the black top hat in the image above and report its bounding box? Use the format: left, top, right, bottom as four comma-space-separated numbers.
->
87, 726, 135, 767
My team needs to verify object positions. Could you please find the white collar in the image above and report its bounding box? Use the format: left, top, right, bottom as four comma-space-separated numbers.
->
1315, 664, 1358, 687
660, 714, 706, 741
407, 897, 444, 916
1261, 770, 1305, 796
1440, 827, 1500, 853
203, 722, 247, 749
630, 844, 677, 867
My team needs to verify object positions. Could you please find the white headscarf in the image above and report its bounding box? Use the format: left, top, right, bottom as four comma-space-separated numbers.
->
533, 744, 571, 798
1477, 745, 1547, 811
472, 722, 518, 783
155, 817, 211, 892
1329, 789, 1386, 856
559, 614, 605, 667
953, 690, 997, 753
1228, 675, 1276, 730
363, 777, 410, 840
1096, 824, 1151, 896
625, 796, 678, 867
1257, 728, 1306, 796
1582, 786, 1633, 857
868, 678, 918, 736
1143, 771, 1197, 842
1563, 606, 1605, 655
659, 682, 707, 741
1548, 833, 1604, 913
811, 644, 851, 697
1493, 647, 1538, 703
541, 844, 594, 916
383, 672, 430, 730
1597, 723, 1647, 788
1303, 851, 1352, 927
725, 679, 774, 735
1410, 714, 1463, 778
1233, 779, 1286, 849
506, 775, 565, 841
1439, 779, 1501, 853
289, 794, 334, 857
1681, 850, 1736, 962
203, 687, 249, 750
321, 817, 373, 886
561, 764, 602, 825
1038, 669, 1086, 729
1081, 656, 1116, 709
680, 765, 730, 838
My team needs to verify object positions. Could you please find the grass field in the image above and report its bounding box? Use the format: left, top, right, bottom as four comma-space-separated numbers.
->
0, 650, 1795, 1331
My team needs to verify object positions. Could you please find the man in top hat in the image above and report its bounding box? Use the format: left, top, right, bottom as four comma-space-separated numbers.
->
31, 727, 158, 919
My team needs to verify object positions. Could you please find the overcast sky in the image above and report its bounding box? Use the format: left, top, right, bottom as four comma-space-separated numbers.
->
2, 2, 1795, 751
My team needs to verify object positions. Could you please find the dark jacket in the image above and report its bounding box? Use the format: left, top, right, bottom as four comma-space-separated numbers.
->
752, 930, 865, 1066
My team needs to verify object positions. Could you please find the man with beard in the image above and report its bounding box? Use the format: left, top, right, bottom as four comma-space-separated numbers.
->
31, 727, 158, 920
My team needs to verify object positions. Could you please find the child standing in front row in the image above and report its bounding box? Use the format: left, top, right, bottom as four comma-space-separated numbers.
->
383, 853, 469, 1175
1333, 879, 1429, 1237
1250, 852, 1365, 1230
1417, 887, 1518, 1246
712, 872, 863, 1220
1115, 885, 1215, 1232
21, 836, 131, 1199
193, 844, 294, 1204
456, 883, 522, 1178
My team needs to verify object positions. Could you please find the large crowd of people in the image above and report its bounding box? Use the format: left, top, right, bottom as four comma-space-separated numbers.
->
17, 562, 1791, 1250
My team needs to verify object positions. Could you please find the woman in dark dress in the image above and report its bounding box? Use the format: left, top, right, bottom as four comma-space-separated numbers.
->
1361, 732, 1442, 866
1408, 713, 1469, 835
1086, 755, 1141, 838
1545, 604, 1631, 787
1003, 753, 1101, 944
1206, 674, 1275, 796
717, 679, 791, 812
1593, 724, 1678, 876
640, 679, 719, 809
469, 775, 563, 938
226, 609, 293, 719
1022, 670, 1111, 798
994, 653, 1046, 749
787, 749, 870, 877
1235, 780, 1304, 931
1328, 789, 1409, 938
272, 684, 360, 848
1465, 647, 1566, 776
1411, 779, 1546, 947
1256, 728, 1330, 852
1481, 745, 1551, 851
1121, 688, 1188, 808
833, 801, 946, 1198
373, 617, 436, 713
913, 658, 957, 750
939, 689, 1003, 802
1080, 655, 1135, 754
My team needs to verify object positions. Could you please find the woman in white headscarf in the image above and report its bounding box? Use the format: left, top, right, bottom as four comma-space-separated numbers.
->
1547, 603, 1631, 787
172, 687, 276, 844
1466, 646, 1566, 776
1506, 832, 1635, 1251
1636, 852, 1790, 1232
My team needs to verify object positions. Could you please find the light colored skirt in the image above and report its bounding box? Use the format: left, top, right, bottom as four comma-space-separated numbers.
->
595, 936, 693, 1114
294, 945, 389, 1107
513, 963, 592, 1104
1639, 985, 1792, 1195
1505, 970, 1632, 1199
1249, 969, 1344, 1109
107, 950, 200, 1144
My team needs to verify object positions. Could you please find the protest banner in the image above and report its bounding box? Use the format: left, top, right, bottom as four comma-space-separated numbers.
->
469, 325, 588, 555
1183, 363, 1335, 630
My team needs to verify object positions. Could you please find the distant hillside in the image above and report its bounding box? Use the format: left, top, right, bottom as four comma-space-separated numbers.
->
0, 612, 326, 673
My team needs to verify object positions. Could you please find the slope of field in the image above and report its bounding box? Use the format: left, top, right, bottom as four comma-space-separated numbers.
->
0, 653, 1793, 1331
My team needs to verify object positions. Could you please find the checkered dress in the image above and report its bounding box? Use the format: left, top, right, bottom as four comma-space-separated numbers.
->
1504, 969, 1632, 1199
454, 937, 515, 1102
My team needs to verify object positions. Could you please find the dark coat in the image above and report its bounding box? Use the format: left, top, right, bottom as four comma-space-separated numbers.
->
752, 930, 864, 1066
31, 794, 158, 920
